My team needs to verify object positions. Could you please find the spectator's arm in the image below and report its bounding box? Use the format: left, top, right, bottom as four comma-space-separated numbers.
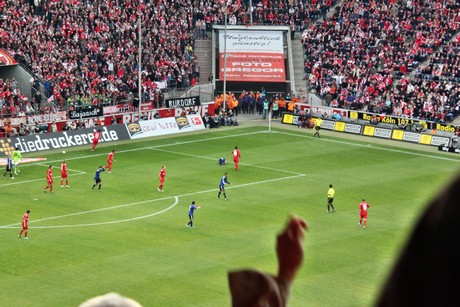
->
228, 217, 307, 307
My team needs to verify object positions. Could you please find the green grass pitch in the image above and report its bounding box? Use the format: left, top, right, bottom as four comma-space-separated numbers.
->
1, 125, 458, 306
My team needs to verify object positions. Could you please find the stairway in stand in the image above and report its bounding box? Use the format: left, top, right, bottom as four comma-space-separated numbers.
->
194, 39, 212, 85
291, 32, 307, 95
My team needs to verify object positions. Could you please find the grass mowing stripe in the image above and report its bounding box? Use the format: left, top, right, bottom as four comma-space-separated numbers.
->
152, 148, 305, 176
16, 130, 267, 167
276, 129, 460, 163
1, 126, 457, 306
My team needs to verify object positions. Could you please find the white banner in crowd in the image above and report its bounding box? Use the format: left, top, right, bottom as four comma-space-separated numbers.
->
218, 29, 286, 82
127, 115, 206, 139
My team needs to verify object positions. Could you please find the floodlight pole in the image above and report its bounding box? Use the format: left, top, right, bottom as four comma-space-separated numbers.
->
222, 7, 228, 114
138, 17, 142, 121
249, 0, 253, 25
268, 107, 272, 132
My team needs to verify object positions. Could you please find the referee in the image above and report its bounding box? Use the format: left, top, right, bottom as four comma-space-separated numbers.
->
327, 184, 336, 213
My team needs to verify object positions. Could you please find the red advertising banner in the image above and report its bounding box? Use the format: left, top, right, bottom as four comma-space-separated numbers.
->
219, 30, 285, 82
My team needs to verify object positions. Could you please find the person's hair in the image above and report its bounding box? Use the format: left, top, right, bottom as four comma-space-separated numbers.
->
80, 292, 141, 307
192, 201, 195, 204
329, 184, 333, 188
26, 210, 30, 213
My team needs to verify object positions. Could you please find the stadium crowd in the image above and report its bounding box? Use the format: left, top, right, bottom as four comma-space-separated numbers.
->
0, 0, 459, 137
301, 0, 460, 123
0, 0, 337, 123
196, 0, 338, 30
1, 0, 199, 111
421, 38, 460, 81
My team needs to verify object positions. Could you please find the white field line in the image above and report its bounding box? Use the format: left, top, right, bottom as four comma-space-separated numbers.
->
152, 148, 304, 176
17, 130, 265, 167
1, 197, 180, 229
1, 129, 297, 188
4, 127, 451, 227
35, 162, 85, 174
0, 172, 87, 187
0, 174, 304, 229
16, 128, 458, 170
1, 162, 86, 187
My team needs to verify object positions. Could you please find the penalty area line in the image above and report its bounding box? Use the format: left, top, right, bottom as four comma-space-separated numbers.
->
152, 148, 304, 176
0, 196, 179, 229
0, 173, 305, 229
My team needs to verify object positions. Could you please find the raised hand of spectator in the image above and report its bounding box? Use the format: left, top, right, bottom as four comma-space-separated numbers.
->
276, 216, 308, 284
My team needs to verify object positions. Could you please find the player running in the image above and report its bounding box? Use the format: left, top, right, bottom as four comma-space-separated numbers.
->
217, 172, 231, 200
105, 149, 116, 173
92, 166, 105, 191
91, 129, 102, 151
43, 165, 53, 193
232, 146, 241, 172
60, 160, 70, 188
18, 210, 30, 239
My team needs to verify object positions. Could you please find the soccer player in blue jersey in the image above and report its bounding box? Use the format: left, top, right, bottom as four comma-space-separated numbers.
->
217, 172, 231, 200
2, 154, 14, 179
91, 166, 105, 191
186, 201, 201, 228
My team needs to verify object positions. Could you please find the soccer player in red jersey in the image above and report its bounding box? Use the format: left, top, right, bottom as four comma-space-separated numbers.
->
359, 198, 370, 228
43, 165, 53, 193
60, 160, 70, 188
105, 149, 116, 173
18, 210, 30, 239
158, 165, 166, 192
232, 146, 241, 171
91, 129, 102, 151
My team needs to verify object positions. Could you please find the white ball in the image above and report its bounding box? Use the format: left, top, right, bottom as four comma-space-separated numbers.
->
62, 150, 66, 154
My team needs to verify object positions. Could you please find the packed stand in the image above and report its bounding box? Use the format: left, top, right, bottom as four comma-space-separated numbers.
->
301, 0, 459, 115
419, 37, 460, 82
0, 0, 200, 111
195, 0, 337, 31
1, 0, 460, 131
367, 76, 460, 126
